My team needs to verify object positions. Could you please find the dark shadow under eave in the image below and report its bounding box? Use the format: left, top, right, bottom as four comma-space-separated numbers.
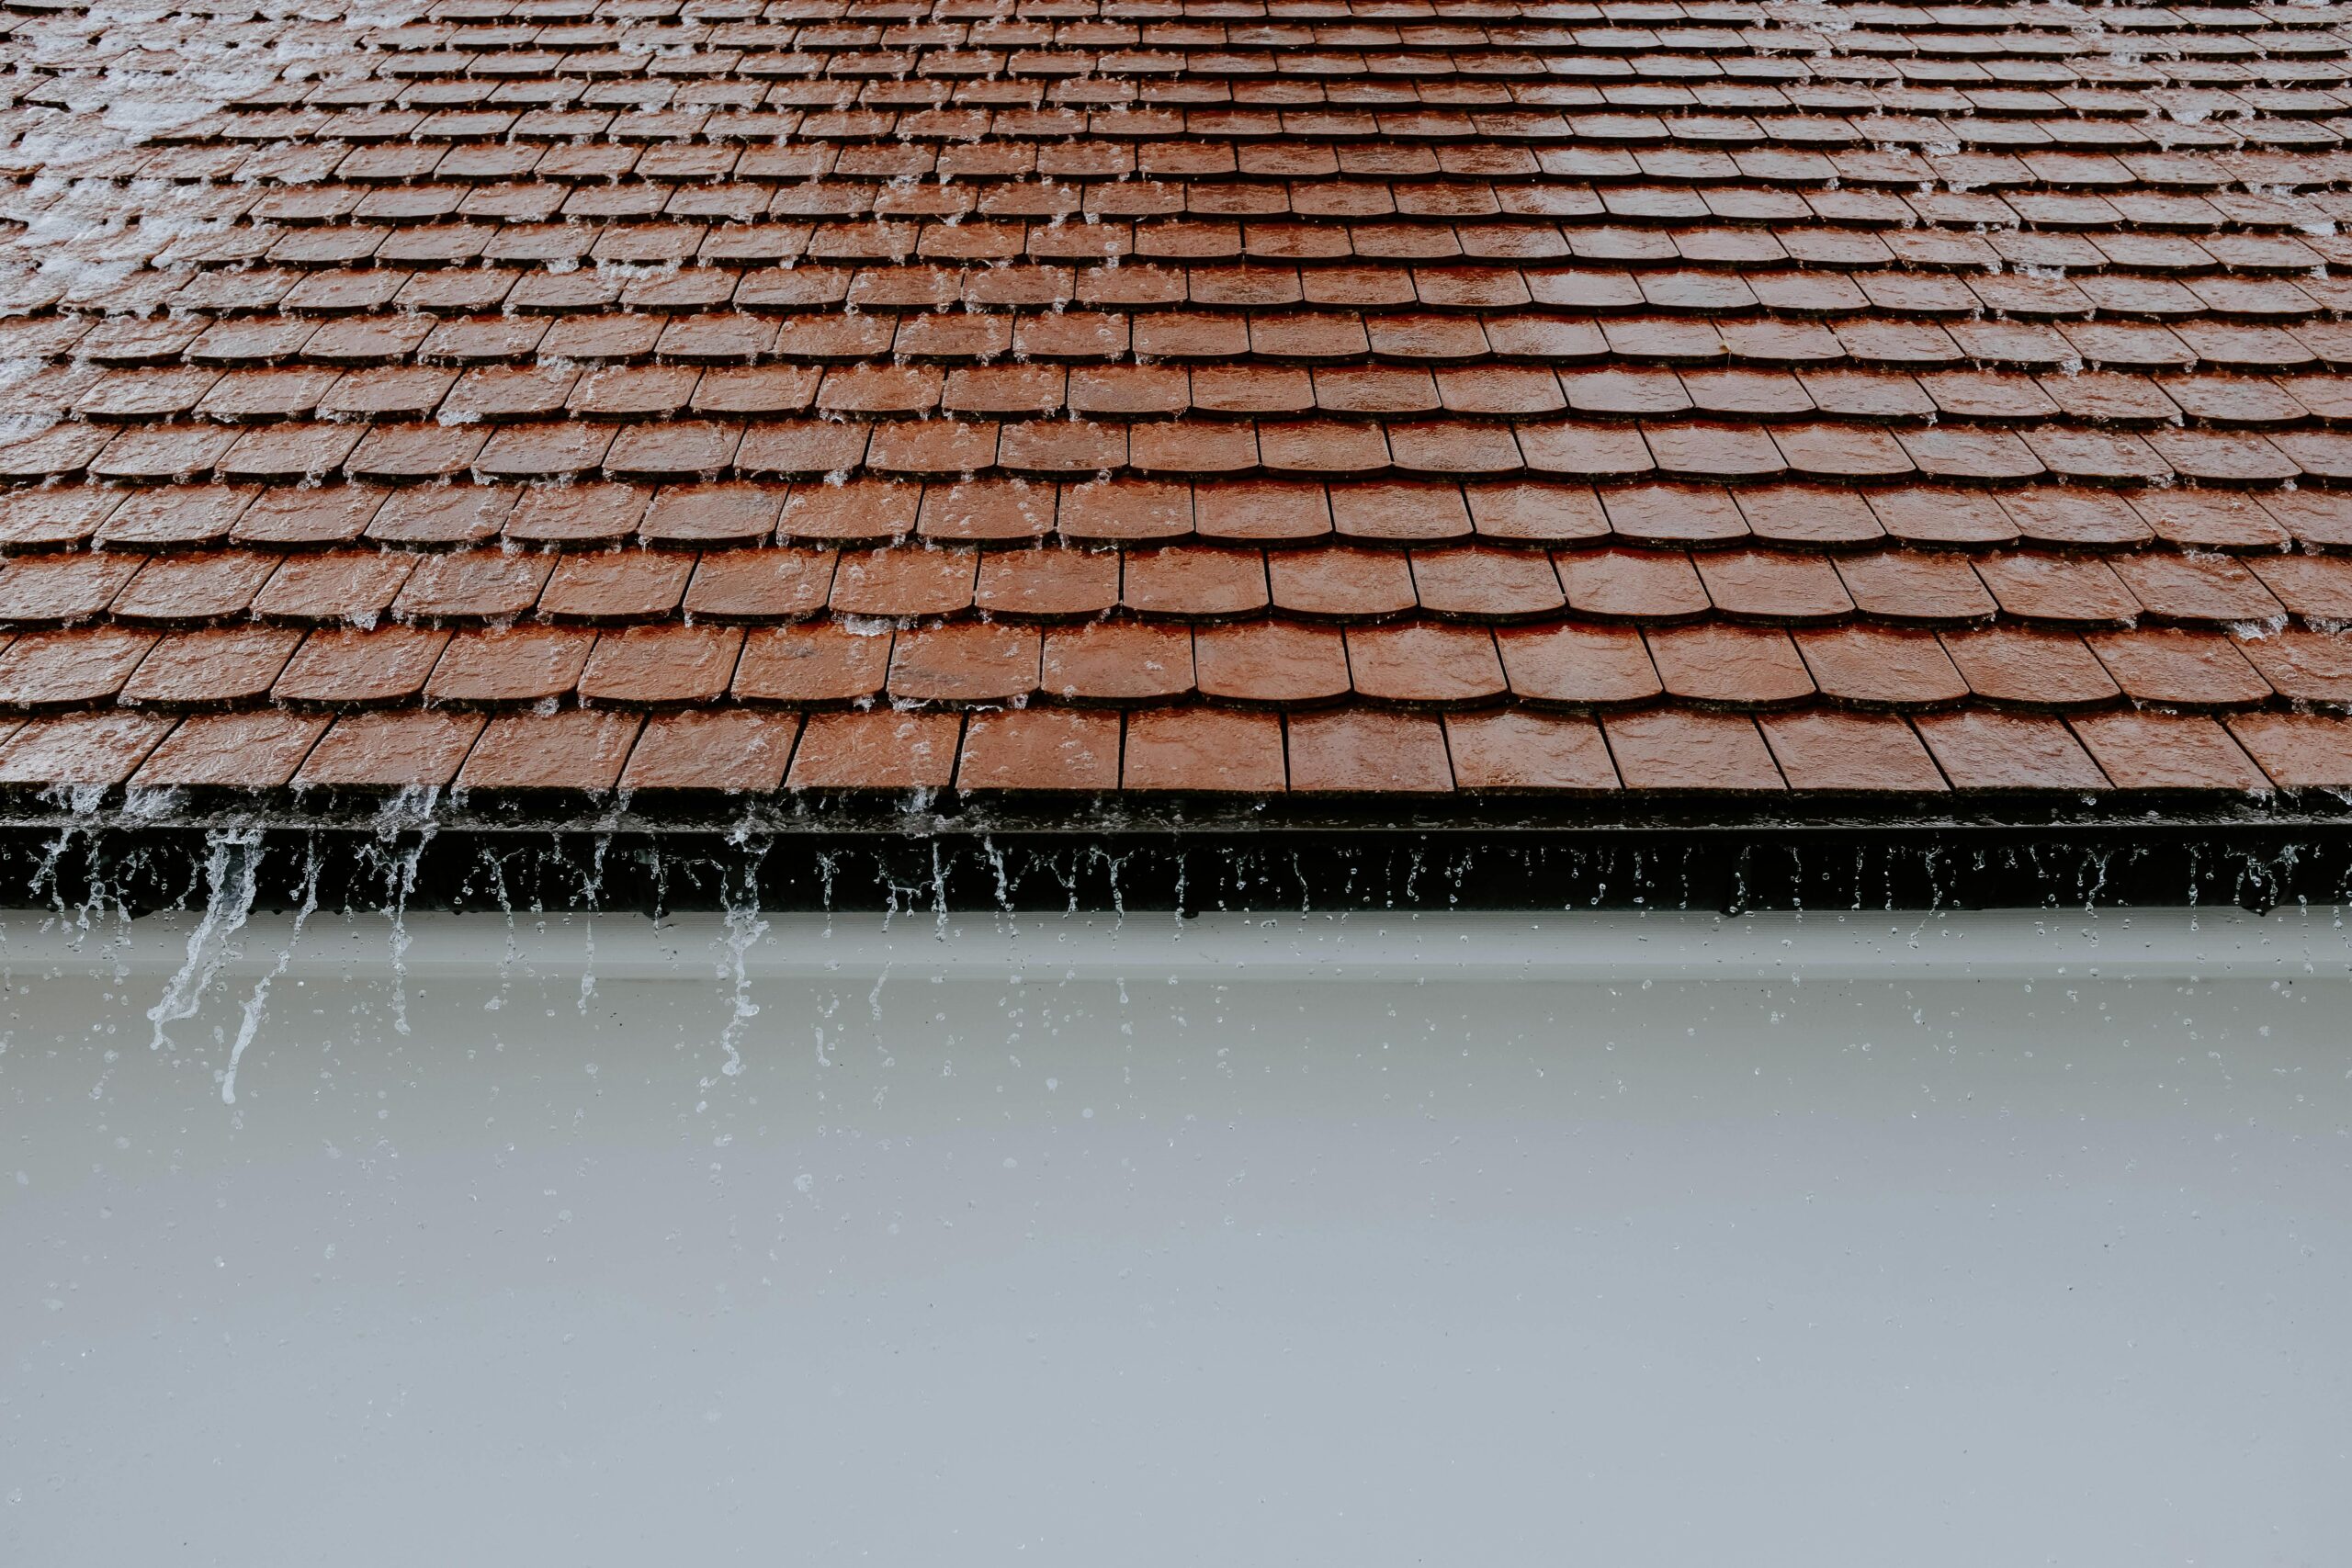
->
5, 790, 2352, 914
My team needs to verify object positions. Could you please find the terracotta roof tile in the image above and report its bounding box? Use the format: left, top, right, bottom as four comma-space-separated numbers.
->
458, 709, 640, 791
1916, 710, 2108, 792
1604, 709, 1783, 791
733, 624, 890, 705
276, 624, 455, 710
426, 626, 595, 709
621, 709, 798, 795
1287, 708, 1453, 793
1347, 622, 1507, 706
2235, 630, 2352, 706
1759, 711, 1948, 793
2087, 628, 2274, 707
956, 707, 1122, 792
887, 622, 1041, 705
294, 709, 484, 788
1123, 705, 1284, 792
581, 625, 745, 706
0, 628, 160, 712
132, 710, 329, 790
1942, 626, 2124, 711
2, 1, 2349, 800
2072, 711, 2270, 791
119, 627, 303, 710
1796, 626, 1970, 709
0, 709, 167, 784
1444, 709, 1618, 792
1645, 623, 1815, 707
1195, 620, 1350, 705
2229, 712, 2352, 787
787, 709, 960, 790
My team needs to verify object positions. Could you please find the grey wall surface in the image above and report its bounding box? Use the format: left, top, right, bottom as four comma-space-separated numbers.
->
3, 910, 2348, 1564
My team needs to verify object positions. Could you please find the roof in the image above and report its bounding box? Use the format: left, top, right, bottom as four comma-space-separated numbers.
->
5, 0, 2352, 804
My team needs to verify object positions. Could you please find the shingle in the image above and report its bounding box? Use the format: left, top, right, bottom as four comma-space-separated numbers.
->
425, 626, 595, 709
458, 711, 641, 792
1194, 621, 1350, 705
1941, 628, 2123, 710
1443, 710, 1619, 793
2086, 629, 2273, 708
120, 627, 303, 709
0, 711, 175, 784
1645, 624, 1815, 707
2234, 630, 2352, 706
623, 710, 799, 795
1288, 710, 1453, 794
0, 629, 162, 712
1915, 711, 2107, 791
1124, 707, 1285, 792
2228, 714, 2352, 788
1796, 627, 1970, 709
0, 6, 2334, 812
2072, 712, 2268, 791
1346, 624, 1506, 706
1759, 712, 1947, 792
787, 710, 961, 790
294, 711, 485, 787
1603, 710, 1783, 791
1497, 625, 1663, 708
133, 711, 329, 789
956, 708, 1122, 792
733, 625, 891, 705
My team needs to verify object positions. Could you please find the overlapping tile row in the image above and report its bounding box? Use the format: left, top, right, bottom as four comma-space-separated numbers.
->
4, 0, 2352, 797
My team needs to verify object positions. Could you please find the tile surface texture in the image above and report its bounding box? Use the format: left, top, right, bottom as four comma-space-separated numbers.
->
6, 0, 2352, 795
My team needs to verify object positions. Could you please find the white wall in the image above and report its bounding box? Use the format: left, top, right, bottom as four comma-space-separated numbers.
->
5, 910, 2349, 1564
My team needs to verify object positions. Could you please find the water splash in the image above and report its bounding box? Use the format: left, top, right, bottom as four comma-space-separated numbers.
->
367, 787, 440, 1036
221, 840, 320, 1105
576, 829, 615, 1015
146, 826, 260, 1052
714, 851, 770, 1078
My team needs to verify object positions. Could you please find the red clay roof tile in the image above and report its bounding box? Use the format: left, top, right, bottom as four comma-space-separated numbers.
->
458, 709, 640, 791
1123, 705, 1284, 793
956, 707, 1122, 792
2229, 713, 2352, 787
275, 626, 450, 709
1916, 710, 2108, 792
0, 711, 174, 785
1796, 626, 1970, 710
119, 627, 303, 710
294, 709, 484, 788
426, 626, 595, 709
1645, 623, 1815, 707
733, 624, 891, 705
1604, 709, 1783, 792
0, 628, 160, 712
622, 709, 799, 795
1287, 709, 1453, 793
787, 709, 960, 790
1759, 711, 1948, 793
2087, 628, 2274, 707
2072, 711, 2270, 791
581, 625, 746, 706
1444, 709, 1618, 792
132, 710, 329, 790
1347, 622, 1507, 706
2235, 630, 2352, 706
0, 2, 2347, 803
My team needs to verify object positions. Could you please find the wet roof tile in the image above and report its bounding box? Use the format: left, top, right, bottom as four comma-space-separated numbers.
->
2, 0, 2352, 804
